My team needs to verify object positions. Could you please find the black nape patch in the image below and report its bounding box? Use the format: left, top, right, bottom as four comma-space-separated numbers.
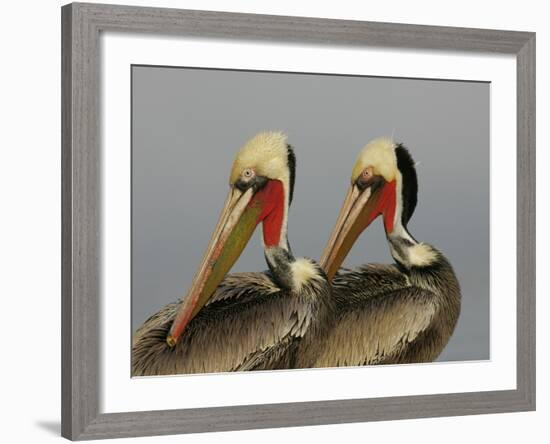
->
395, 144, 418, 226
286, 144, 296, 205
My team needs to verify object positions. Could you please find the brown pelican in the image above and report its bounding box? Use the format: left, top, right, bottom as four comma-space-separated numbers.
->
314, 138, 460, 367
132, 132, 332, 376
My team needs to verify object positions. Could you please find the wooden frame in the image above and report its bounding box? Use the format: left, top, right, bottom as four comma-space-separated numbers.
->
61, 2, 536, 440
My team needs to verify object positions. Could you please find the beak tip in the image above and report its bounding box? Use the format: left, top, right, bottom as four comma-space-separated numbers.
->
166, 335, 177, 348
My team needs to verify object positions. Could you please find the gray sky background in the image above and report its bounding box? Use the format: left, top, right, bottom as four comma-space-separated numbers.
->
132, 66, 490, 362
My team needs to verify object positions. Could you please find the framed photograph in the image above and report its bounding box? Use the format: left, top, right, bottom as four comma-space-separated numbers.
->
61, 2, 535, 440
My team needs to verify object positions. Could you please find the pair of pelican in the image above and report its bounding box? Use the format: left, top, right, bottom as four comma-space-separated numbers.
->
132, 132, 460, 376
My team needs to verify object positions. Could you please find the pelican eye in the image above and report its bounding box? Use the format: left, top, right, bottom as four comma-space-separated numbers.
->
242, 168, 255, 180
234, 168, 260, 192
356, 167, 378, 190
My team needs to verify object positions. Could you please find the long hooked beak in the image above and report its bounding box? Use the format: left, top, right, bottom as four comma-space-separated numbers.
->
166, 187, 261, 347
320, 183, 384, 281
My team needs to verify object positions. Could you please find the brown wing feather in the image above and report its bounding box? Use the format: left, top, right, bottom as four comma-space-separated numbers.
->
132, 271, 329, 376
313, 261, 459, 367
314, 286, 437, 367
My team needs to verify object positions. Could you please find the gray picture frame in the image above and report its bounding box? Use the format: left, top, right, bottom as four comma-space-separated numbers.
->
61, 2, 536, 440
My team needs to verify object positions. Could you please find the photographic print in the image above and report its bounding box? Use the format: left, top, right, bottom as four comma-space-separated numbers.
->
61, 5, 535, 438
131, 66, 489, 376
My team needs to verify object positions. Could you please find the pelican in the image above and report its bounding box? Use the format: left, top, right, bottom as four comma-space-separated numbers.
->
132, 132, 332, 376
314, 138, 461, 367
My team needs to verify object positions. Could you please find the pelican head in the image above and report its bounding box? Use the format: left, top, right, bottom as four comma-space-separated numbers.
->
320, 137, 419, 280
167, 131, 296, 347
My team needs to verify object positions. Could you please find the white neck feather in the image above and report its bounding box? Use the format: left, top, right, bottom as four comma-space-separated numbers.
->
388, 172, 436, 268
